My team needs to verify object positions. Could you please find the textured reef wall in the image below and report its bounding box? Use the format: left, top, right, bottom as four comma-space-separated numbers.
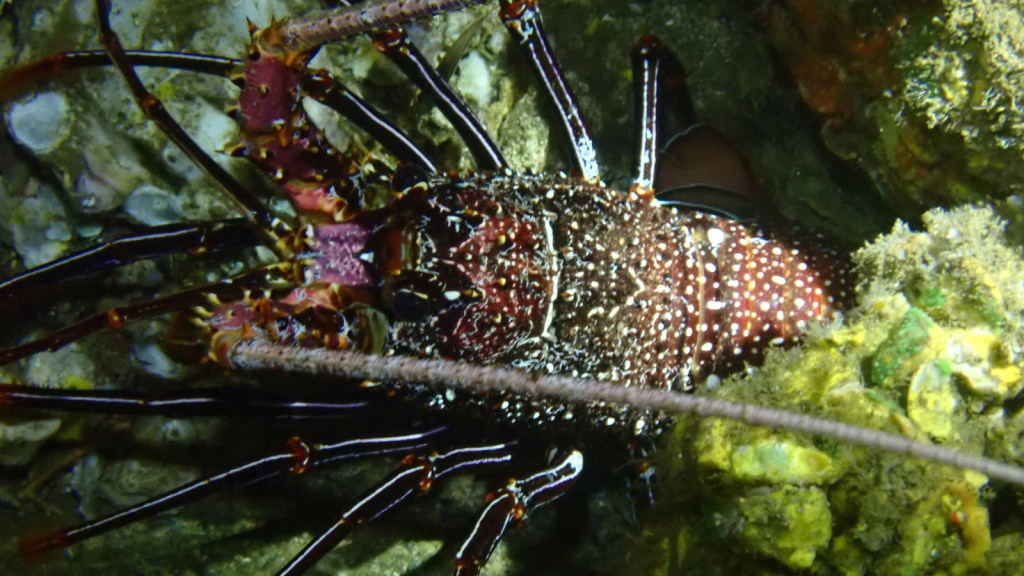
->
769, 0, 1024, 216
639, 204, 1024, 575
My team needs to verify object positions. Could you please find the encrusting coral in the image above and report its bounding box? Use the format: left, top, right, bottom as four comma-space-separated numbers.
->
637, 205, 1024, 576
768, 0, 1024, 214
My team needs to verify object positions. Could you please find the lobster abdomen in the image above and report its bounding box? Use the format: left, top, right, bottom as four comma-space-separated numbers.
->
385, 175, 854, 397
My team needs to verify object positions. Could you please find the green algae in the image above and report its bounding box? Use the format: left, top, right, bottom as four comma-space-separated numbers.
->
869, 307, 934, 385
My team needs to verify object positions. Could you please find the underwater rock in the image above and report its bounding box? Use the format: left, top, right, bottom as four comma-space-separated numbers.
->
21, 343, 97, 390
122, 184, 183, 226
8, 181, 71, 268
6, 91, 70, 153
906, 360, 959, 440
736, 485, 832, 569
453, 50, 492, 108
131, 341, 186, 379
95, 458, 202, 509
695, 419, 840, 485
869, 307, 935, 385
944, 329, 1023, 400
0, 418, 61, 467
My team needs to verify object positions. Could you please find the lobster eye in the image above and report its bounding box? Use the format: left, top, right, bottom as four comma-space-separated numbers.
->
391, 288, 432, 322
391, 164, 429, 195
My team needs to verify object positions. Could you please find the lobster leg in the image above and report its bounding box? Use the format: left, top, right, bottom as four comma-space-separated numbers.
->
453, 449, 583, 576
0, 218, 257, 310
499, 0, 600, 183
94, 0, 292, 249
301, 69, 438, 172
18, 428, 446, 557
0, 265, 288, 366
0, 50, 237, 102
0, 384, 373, 419
277, 443, 513, 576
371, 27, 507, 172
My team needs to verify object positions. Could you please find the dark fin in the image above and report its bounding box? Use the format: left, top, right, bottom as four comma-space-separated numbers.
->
656, 185, 766, 221
654, 124, 772, 220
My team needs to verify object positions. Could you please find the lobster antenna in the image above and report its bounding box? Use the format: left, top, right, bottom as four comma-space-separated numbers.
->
227, 339, 1024, 487
281, 0, 490, 48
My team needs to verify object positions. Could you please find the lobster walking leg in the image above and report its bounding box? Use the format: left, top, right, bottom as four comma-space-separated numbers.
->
0, 384, 372, 418
301, 68, 438, 172
94, 0, 291, 249
499, 0, 600, 182
0, 219, 257, 310
19, 428, 446, 557
371, 27, 507, 172
454, 449, 583, 576
0, 266, 287, 366
277, 443, 513, 576
0, 50, 236, 102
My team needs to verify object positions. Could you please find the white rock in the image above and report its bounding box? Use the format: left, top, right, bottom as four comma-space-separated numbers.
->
10, 184, 71, 267
7, 92, 70, 153
0, 419, 62, 467
123, 184, 182, 225
22, 342, 97, 389
133, 342, 184, 379
454, 50, 492, 108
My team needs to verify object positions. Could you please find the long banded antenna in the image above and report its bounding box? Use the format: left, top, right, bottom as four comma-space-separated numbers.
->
226, 339, 1024, 487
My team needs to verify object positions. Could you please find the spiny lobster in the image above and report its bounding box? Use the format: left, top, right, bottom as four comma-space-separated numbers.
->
0, 1, 1021, 575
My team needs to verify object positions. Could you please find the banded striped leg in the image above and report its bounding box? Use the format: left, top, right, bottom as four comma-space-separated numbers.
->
301, 68, 438, 172
0, 266, 286, 366
19, 428, 446, 557
630, 35, 769, 221
0, 50, 237, 102
371, 27, 507, 172
0, 219, 256, 311
454, 449, 583, 576
277, 444, 514, 576
0, 384, 372, 418
630, 35, 688, 197
499, 0, 600, 183
94, 0, 289, 249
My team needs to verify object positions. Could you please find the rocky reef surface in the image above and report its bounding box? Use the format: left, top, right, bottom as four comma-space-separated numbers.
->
641, 205, 1024, 575
768, 0, 1024, 217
